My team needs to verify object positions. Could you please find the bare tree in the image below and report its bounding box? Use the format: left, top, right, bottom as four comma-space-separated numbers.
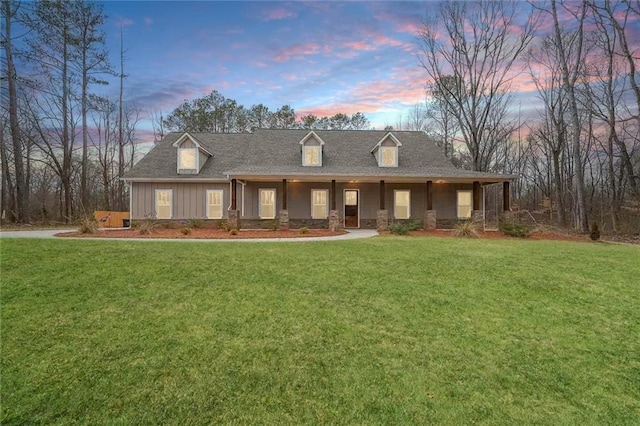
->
417, 0, 538, 171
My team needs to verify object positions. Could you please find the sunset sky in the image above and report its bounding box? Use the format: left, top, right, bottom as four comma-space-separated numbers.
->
87, 1, 637, 138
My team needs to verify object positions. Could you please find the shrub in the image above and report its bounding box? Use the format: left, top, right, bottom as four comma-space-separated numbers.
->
229, 228, 238, 236
134, 219, 156, 235
499, 221, 530, 238
453, 220, 479, 238
187, 219, 205, 229
406, 219, 423, 231
590, 222, 601, 241
78, 216, 98, 234
388, 222, 410, 235
181, 227, 192, 235
269, 220, 280, 231
219, 220, 231, 231
158, 221, 176, 229
299, 226, 309, 235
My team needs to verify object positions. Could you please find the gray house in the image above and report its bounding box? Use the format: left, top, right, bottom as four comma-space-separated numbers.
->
123, 129, 514, 230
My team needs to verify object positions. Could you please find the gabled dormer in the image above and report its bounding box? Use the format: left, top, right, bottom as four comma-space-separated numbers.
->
172, 132, 213, 174
371, 132, 402, 167
299, 131, 325, 167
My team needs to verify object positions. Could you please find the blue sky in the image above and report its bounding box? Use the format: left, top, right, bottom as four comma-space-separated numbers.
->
95, 1, 455, 133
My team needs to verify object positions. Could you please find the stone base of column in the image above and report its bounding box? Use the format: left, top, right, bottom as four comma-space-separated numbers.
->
328, 210, 340, 231
279, 209, 289, 230
471, 210, 484, 228
228, 210, 241, 230
424, 210, 437, 230
376, 209, 389, 231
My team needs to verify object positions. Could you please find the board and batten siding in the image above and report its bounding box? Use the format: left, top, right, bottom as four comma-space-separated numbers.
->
131, 182, 230, 220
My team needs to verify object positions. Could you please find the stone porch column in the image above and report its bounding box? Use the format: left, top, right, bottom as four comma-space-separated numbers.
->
228, 209, 240, 230
279, 209, 289, 230
329, 209, 340, 231
424, 210, 437, 230
377, 209, 389, 231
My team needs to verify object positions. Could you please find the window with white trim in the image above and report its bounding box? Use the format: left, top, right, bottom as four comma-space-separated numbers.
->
380, 146, 397, 167
206, 190, 223, 219
311, 189, 328, 219
259, 189, 276, 219
178, 148, 197, 170
304, 146, 321, 166
155, 189, 172, 219
394, 190, 410, 219
457, 190, 472, 219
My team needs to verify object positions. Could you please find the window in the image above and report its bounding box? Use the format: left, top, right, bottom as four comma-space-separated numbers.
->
345, 190, 358, 206
259, 189, 276, 219
178, 148, 197, 170
311, 189, 328, 219
206, 190, 223, 219
394, 190, 410, 219
303, 145, 321, 166
155, 189, 172, 219
457, 190, 472, 219
380, 146, 397, 167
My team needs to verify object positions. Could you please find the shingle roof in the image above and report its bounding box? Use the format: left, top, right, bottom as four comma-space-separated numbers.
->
124, 129, 515, 181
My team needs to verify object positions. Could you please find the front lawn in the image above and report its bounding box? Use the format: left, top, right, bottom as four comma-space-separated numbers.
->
1, 237, 639, 424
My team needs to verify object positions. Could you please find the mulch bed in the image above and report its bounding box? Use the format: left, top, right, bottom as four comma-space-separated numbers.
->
379, 229, 594, 242
56, 228, 348, 239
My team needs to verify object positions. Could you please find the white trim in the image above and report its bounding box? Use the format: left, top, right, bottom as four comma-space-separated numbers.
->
457, 190, 473, 219
343, 189, 360, 228
394, 189, 411, 219
298, 131, 326, 146
310, 189, 329, 219
128, 181, 133, 226
259, 188, 276, 219
172, 132, 213, 156
155, 189, 173, 219
206, 189, 224, 219
370, 131, 402, 152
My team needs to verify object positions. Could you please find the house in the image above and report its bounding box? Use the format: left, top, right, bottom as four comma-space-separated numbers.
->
122, 129, 515, 230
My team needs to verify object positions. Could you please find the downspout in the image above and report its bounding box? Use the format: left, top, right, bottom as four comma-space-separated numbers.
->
127, 180, 133, 228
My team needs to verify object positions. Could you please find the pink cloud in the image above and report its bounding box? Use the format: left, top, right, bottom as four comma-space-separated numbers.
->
273, 42, 322, 62
262, 7, 297, 21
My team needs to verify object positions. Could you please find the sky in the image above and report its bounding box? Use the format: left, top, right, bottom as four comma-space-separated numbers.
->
73, 1, 639, 141
92, 0, 539, 138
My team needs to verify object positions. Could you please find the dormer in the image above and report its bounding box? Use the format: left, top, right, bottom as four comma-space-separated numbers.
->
299, 131, 325, 167
172, 132, 213, 174
371, 132, 402, 167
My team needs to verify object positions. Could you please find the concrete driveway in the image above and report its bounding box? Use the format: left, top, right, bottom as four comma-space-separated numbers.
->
0, 229, 378, 242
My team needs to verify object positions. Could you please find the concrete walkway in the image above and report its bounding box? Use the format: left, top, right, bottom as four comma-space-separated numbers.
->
0, 228, 378, 242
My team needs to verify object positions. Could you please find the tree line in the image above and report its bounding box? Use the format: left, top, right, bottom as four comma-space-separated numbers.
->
410, 0, 638, 234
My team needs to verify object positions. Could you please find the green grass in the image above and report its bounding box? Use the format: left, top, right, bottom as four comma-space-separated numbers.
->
1, 237, 639, 424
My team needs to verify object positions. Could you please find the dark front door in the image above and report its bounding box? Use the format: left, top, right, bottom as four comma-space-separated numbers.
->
344, 190, 359, 228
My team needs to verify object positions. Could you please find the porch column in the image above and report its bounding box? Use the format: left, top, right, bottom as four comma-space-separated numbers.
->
424, 180, 436, 230
503, 181, 510, 212
279, 179, 289, 230
329, 180, 340, 231
472, 181, 483, 227
228, 178, 240, 230
377, 180, 388, 231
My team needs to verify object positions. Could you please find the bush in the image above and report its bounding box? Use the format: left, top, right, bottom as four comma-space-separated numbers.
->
499, 221, 530, 238
187, 219, 205, 229
299, 226, 309, 235
229, 228, 238, 236
78, 216, 98, 234
219, 220, 231, 231
388, 222, 410, 235
269, 220, 280, 231
134, 219, 156, 235
590, 222, 601, 241
453, 220, 479, 238
181, 227, 192, 235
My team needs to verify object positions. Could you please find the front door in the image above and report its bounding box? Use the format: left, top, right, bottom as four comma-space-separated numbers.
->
344, 189, 359, 228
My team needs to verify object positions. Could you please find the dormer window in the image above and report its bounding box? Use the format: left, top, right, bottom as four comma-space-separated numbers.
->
372, 132, 401, 168
304, 145, 321, 166
299, 131, 325, 167
172, 132, 213, 175
380, 147, 396, 167
178, 148, 197, 170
